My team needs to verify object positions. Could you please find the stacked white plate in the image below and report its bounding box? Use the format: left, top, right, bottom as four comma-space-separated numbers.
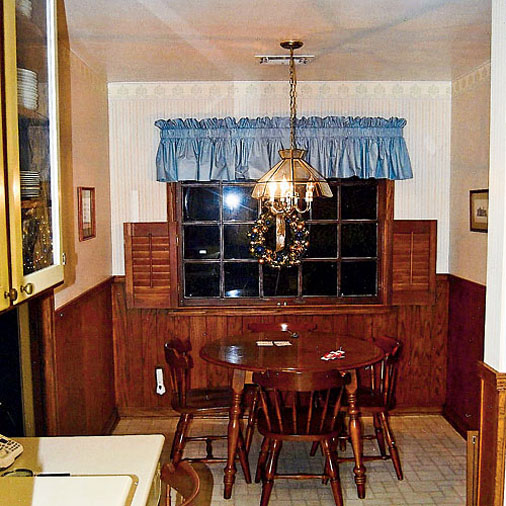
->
20, 170, 41, 199
16, 0, 32, 18
17, 68, 38, 111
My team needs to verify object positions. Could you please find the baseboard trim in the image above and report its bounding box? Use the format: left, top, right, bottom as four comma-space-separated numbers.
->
389, 406, 442, 416
443, 404, 469, 438
117, 406, 442, 419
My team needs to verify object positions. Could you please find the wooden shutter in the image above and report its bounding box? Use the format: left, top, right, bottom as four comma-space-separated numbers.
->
391, 220, 437, 305
124, 222, 178, 308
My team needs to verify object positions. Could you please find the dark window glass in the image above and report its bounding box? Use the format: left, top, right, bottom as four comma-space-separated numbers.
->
263, 265, 298, 297
224, 263, 259, 297
341, 184, 377, 220
341, 223, 377, 257
223, 186, 257, 221
341, 261, 377, 296
306, 224, 337, 258
302, 262, 338, 296
311, 189, 337, 220
183, 187, 220, 221
183, 225, 219, 259
224, 225, 252, 259
184, 263, 220, 297
181, 180, 380, 302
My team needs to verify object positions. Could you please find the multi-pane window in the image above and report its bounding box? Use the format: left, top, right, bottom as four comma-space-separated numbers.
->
180, 179, 382, 303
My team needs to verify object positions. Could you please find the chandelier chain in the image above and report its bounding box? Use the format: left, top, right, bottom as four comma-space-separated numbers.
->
289, 47, 297, 150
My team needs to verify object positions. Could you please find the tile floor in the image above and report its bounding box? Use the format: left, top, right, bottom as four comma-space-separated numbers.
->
113, 415, 466, 505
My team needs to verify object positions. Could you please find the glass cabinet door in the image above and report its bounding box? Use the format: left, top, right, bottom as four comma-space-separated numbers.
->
0, 79, 12, 312
3, 0, 63, 304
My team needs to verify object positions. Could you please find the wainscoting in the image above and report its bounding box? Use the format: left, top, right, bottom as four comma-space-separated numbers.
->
112, 275, 449, 414
444, 275, 486, 436
49, 278, 116, 435
477, 362, 506, 505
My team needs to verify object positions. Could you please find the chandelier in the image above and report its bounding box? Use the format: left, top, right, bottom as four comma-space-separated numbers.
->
249, 41, 332, 268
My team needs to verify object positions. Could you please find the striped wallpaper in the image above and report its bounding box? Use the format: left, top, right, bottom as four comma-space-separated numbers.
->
108, 81, 451, 275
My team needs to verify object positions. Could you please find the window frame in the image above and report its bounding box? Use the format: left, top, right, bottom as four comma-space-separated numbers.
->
172, 179, 393, 307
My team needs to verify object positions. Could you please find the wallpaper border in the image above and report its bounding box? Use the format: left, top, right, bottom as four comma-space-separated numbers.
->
108, 80, 451, 101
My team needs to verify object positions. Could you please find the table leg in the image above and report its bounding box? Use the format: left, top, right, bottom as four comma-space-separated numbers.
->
224, 369, 246, 499
346, 370, 366, 498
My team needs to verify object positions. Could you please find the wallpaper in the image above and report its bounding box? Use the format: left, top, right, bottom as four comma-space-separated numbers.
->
108, 80, 451, 275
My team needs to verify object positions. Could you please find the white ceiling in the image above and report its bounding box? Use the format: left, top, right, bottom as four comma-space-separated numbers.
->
63, 0, 491, 82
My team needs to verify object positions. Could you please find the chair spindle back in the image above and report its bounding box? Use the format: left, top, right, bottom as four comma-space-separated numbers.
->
363, 336, 401, 407
253, 370, 347, 436
164, 339, 194, 408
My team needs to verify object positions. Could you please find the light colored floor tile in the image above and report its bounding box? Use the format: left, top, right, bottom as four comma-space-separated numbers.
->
113, 414, 466, 505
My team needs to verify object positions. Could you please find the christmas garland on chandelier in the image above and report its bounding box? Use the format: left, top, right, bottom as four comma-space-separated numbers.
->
248, 207, 310, 268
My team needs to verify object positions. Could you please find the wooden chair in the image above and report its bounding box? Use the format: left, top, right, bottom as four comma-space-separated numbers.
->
161, 461, 200, 506
253, 369, 348, 506
312, 335, 403, 480
244, 321, 318, 452
164, 339, 251, 483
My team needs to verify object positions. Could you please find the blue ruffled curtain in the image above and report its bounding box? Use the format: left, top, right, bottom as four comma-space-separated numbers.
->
155, 116, 413, 182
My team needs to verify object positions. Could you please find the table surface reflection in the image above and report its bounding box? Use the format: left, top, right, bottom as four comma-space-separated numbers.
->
200, 332, 384, 373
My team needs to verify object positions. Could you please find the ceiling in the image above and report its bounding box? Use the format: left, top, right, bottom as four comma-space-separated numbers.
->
63, 0, 491, 82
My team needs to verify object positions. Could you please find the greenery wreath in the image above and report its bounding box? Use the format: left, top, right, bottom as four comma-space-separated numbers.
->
248, 208, 310, 268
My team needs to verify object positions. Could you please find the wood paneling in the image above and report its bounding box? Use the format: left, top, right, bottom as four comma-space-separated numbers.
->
112, 275, 449, 412
477, 362, 506, 506
49, 278, 116, 435
444, 275, 485, 436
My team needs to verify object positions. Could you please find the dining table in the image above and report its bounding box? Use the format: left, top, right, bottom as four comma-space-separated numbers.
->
200, 332, 385, 500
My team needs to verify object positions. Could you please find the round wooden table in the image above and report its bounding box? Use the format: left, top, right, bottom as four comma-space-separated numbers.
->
200, 332, 384, 499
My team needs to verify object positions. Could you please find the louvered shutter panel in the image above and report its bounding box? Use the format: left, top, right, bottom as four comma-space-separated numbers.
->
391, 220, 437, 305
124, 222, 177, 308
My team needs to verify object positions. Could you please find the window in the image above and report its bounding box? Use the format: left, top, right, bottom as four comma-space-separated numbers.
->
179, 179, 387, 305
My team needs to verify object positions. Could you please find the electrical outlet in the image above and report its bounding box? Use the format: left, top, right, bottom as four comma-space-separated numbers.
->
155, 367, 166, 396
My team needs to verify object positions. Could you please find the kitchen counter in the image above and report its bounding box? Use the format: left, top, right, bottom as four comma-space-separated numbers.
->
4, 434, 165, 506
0, 475, 133, 506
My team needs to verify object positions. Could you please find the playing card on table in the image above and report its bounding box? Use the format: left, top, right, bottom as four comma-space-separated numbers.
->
256, 340, 274, 346
321, 347, 346, 360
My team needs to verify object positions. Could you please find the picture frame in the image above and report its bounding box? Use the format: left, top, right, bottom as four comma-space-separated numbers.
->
78, 187, 96, 241
470, 189, 489, 233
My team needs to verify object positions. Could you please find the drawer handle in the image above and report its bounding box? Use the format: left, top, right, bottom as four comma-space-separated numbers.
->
20, 283, 34, 295
4, 288, 18, 301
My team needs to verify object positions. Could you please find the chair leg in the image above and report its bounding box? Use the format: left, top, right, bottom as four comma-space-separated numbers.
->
244, 388, 259, 454
260, 440, 282, 506
373, 413, 387, 458
255, 437, 270, 483
237, 430, 252, 483
379, 411, 403, 480
321, 439, 343, 506
310, 441, 319, 456
171, 413, 192, 468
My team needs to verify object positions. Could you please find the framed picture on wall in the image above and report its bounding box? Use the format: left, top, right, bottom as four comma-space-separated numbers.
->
78, 187, 96, 241
470, 189, 489, 233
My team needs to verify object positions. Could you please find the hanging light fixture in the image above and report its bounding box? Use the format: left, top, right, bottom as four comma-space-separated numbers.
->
249, 41, 332, 268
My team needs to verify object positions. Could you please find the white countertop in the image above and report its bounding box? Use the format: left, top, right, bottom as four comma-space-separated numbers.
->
0, 476, 132, 506
8, 435, 165, 506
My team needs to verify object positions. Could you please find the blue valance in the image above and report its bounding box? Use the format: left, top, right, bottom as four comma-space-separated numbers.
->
155, 116, 413, 182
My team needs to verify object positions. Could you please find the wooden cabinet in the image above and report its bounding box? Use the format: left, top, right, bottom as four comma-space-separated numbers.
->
1, 0, 63, 311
